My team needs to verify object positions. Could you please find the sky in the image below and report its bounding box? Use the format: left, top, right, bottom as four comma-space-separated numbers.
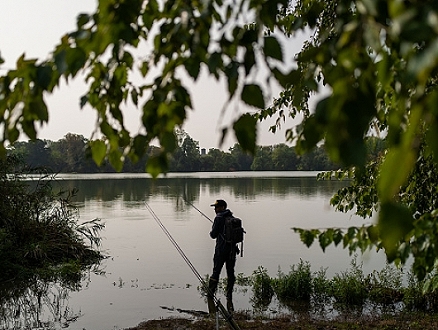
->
0, 0, 307, 151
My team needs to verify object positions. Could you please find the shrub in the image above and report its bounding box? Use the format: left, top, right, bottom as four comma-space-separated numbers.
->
367, 263, 404, 305
312, 267, 332, 305
272, 259, 312, 303
0, 155, 104, 285
250, 266, 274, 311
404, 271, 438, 311
330, 257, 367, 306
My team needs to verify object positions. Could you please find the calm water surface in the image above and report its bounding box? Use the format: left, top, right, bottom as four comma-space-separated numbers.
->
19, 172, 388, 329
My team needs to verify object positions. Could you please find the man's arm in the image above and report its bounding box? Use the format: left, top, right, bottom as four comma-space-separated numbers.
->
210, 216, 223, 239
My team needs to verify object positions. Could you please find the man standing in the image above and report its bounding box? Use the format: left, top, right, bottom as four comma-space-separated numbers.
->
207, 199, 238, 316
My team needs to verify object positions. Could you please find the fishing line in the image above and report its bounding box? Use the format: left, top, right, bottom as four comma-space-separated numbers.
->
144, 202, 241, 330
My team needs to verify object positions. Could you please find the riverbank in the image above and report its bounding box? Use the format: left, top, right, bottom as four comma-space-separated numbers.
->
126, 311, 438, 329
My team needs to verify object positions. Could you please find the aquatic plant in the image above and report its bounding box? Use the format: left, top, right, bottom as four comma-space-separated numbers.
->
311, 267, 332, 306
250, 266, 274, 311
272, 259, 312, 303
196, 257, 438, 318
367, 263, 404, 306
330, 257, 367, 306
403, 271, 438, 312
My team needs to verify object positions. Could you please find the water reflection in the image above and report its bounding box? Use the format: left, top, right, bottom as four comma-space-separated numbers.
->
0, 265, 102, 330
52, 175, 348, 204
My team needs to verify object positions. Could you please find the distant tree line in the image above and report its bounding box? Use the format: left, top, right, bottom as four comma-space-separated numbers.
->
8, 132, 385, 173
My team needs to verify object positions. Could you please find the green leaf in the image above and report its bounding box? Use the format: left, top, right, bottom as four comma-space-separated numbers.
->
108, 148, 123, 172
225, 61, 239, 97
36, 65, 53, 90
27, 98, 49, 122
7, 127, 20, 143
184, 57, 201, 80
272, 68, 300, 88
407, 38, 438, 83
264, 36, 283, 61
140, 61, 149, 77
80, 95, 88, 109
76, 13, 91, 28
90, 140, 107, 166
54, 49, 68, 74
243, 48, 256, 75
207, 52, 222, 76
378, 146, 416, 202
367, 225, 379, 243
146, 154, 168, 178
21, 120, 37, 140
293, 228, 319, 248
66, 47, 87, 77
160, 131, 176, 152
333, 229, 343, 246
131, 88, 139, 106
378, 202, 413, 261
319, 230, 333, 252
241, 84, 265, 109
131, 134, 148, 158
233, 114, 257, 154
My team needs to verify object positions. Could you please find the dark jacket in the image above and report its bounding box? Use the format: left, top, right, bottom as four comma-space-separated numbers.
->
210, 209, 233, 253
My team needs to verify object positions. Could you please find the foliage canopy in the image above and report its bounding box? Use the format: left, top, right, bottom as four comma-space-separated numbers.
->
2, 0, 438, 279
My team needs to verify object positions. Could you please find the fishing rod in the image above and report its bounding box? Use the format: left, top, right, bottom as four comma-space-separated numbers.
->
184, 199, 213, 223
145, 202, 241, 330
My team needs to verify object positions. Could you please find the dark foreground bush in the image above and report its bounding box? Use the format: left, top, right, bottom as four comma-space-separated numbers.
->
0, 155, 105, 298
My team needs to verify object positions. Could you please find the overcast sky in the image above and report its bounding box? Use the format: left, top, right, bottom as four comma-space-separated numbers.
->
0, 0, 305, 150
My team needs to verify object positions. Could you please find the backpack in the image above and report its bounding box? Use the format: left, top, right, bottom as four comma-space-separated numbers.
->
224, 216, 246, 256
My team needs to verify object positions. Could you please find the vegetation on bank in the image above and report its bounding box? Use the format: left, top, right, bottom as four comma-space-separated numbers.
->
202, 258, 438, 317
129, 258, 438, 330
8, 132, 385, 173
0, 155, 105, 324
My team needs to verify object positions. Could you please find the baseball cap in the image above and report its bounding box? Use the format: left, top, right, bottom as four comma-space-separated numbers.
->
210, 199, 227, 208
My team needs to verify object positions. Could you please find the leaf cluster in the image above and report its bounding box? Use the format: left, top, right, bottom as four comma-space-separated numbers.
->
0, 0, 291, 176
295, 145, 438, 281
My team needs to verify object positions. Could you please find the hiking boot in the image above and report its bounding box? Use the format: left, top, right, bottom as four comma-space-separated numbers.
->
207, 296, 216, 316
226, 298, 234, 313
226, 277, 235, 313
207, 278, 218, 316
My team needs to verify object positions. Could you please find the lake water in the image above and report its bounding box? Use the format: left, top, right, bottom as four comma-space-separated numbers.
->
5, 172, 387, 330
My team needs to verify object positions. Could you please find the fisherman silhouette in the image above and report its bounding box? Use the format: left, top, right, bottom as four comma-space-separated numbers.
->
207, 199, 238, 315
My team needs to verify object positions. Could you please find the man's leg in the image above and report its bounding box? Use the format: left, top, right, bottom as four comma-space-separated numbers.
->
208, 252, 225, 316
225, 253, 237, 313
207, 277, 218, 315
